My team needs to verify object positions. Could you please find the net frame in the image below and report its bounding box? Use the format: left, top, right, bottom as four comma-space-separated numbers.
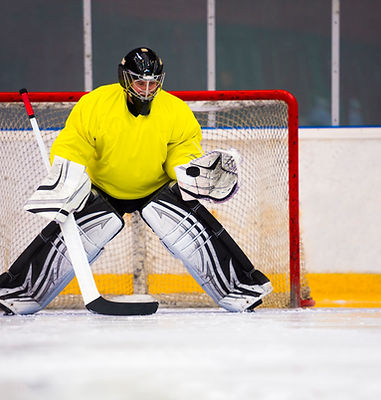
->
0, 89, 309, 308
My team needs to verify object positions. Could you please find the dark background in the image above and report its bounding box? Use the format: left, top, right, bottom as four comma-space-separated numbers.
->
1, 0, 380, 126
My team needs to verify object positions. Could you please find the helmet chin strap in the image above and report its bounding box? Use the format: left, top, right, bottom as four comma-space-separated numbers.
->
126, 94, 152, 117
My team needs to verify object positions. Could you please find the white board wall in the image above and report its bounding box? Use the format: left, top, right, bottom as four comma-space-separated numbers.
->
299, 127, 381, 273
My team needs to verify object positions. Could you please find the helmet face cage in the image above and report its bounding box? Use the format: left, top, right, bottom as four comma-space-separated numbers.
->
122, 69, 165, 101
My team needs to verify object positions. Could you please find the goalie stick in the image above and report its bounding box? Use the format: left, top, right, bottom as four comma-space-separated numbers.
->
19, 88, 158, 316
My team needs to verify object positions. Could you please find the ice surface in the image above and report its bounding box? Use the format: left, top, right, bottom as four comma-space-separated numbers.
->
1, 307, 381, 400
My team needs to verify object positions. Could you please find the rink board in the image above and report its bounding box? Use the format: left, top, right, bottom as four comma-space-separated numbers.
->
60, 272, 381, 308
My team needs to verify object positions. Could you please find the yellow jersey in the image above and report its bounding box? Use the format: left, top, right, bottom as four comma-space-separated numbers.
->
50, 84, 203, 199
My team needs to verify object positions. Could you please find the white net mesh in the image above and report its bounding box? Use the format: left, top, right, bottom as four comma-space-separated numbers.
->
0, 94, 311, 308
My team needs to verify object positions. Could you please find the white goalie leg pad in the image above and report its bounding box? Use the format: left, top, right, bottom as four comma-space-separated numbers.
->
141, 185, 272, 312
142, 201, 226, 305
0, 191, 123, 315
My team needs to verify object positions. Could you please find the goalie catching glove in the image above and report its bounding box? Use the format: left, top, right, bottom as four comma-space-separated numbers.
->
174, 149, 240, 203
24, 156, 91, 223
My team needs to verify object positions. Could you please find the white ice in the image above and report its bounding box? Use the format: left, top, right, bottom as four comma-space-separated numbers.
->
1, 307, 381, 400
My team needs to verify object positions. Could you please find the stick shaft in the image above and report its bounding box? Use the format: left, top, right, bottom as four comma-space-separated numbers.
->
29, 117, 51, 171
60, 215, 99, 304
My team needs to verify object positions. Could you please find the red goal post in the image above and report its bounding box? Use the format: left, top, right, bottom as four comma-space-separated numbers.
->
0, 90, 314, 308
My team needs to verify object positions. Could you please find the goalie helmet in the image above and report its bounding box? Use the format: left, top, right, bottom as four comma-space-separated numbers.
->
118, 47, 165, 116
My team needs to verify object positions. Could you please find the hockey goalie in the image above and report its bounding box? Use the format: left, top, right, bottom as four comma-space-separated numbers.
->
0, 47, 272, 315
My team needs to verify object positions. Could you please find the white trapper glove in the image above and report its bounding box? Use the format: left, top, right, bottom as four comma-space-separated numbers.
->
24, 156, 91, 223
174, 148, 240, 203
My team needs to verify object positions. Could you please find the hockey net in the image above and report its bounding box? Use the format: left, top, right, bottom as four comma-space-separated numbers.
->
0, 90, 313, 309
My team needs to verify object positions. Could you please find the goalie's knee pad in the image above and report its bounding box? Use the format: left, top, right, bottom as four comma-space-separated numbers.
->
141, 183, 272, 312
0, 190, 124, 315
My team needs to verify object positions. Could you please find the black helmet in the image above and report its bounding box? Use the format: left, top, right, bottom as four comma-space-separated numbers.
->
118, 47, 165, 116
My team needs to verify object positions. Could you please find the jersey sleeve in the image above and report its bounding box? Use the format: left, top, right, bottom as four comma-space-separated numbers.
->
50, 94, 96, 166
163, 102, 203, 180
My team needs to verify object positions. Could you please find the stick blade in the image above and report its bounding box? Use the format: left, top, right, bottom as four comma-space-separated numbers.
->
86, 296, 159, 316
